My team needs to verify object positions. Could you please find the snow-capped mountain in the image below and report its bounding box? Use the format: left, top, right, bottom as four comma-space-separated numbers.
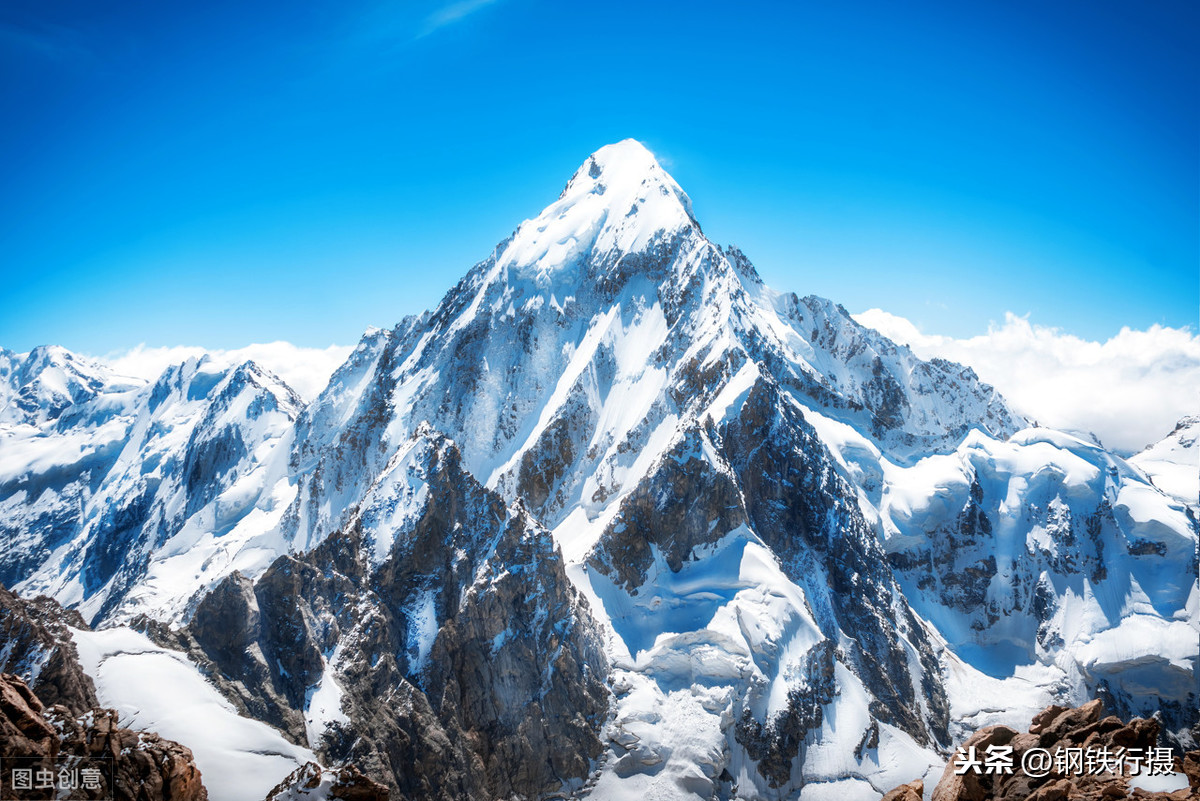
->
1, 353, 302, 623
1, 140, 1195, 801
1131, 415, 1198, 510
0, 345, 144, 427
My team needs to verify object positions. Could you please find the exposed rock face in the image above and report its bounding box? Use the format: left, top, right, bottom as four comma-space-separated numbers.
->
0, 585, 98, 714
588, 425, 748, 592
0, 672, 207, 801
170, 431, 609, 800
587, 372, 952, 791
734, 639, 842, 788
721, 376, 950, 747
900, 700, 1200, 801
264, 762, 389, 801
881, 780, 924, 801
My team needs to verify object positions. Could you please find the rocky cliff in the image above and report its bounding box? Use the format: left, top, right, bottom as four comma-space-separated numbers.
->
153, 430, 609, 800
0, 585, 97, 715
0, 671, 207, 801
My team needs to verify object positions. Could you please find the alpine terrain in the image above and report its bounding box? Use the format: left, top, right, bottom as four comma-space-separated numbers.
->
1, 140, 1196, 801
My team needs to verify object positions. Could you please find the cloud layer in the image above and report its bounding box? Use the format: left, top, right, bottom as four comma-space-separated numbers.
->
100, 342, 353, 402
853, 310, 1200, 455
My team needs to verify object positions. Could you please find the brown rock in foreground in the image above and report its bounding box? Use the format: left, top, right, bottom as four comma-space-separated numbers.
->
264, 762, 390, 801
884, 700, 1200, 801
0, 672, 207, 801
882, 779, 924, 801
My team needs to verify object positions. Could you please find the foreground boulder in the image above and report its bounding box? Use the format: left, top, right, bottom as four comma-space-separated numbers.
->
888, 700, 1200, 800
882, 779, 924, 801
0, 672, 207, 800
264, 762, 389, 801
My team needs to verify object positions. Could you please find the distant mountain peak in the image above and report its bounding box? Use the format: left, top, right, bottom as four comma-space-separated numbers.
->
1130, 413, 1199, 508
0, 344, 143, 426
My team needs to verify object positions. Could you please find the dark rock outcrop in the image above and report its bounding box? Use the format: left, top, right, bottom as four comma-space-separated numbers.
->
170, 432, 609, 801
264, 762, 389, 801
734, 640, 841, 789
890, 700, 1200, 801
0, 672, 207, 801
0, 585, 98, 715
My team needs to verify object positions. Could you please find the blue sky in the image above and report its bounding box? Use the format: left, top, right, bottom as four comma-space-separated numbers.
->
1, 0, 1195, 353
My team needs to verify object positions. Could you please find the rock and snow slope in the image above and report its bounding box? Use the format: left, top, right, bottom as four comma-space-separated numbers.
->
1, 140, 1196, 800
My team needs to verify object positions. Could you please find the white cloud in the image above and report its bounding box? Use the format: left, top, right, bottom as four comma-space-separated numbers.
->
99, 342, 353, 402
853, 309, 1200, 455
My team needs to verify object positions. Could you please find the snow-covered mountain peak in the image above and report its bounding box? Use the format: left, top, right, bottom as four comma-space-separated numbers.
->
0, 344, 145, 427
1130, 414, 1199, 509
1162, 414, 1199, 447
585, 137, 655, 168
497, 139, 698, 285
2, 145, 1197, 801
560, 138, 685, 202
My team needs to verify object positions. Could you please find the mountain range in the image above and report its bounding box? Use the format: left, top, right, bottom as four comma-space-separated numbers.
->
1, 140, 1195, 801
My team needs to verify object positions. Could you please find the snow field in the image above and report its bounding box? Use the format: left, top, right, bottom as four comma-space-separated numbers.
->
72, 626, 314, 801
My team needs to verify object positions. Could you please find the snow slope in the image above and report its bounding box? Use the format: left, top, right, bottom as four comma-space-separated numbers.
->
72, 626, 314, 801
1130, 415, 1198, 509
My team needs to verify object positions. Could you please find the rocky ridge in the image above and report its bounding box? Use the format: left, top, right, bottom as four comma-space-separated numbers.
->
264, 762, 389, 801
1130, 416, 1199, 510
0, 585, 98, 714
149, 429, 609, 800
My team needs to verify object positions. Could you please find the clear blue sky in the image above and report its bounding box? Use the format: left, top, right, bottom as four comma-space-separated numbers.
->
1, 0, 1195, 353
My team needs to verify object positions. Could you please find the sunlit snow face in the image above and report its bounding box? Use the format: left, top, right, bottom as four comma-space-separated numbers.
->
498, 140, 697, 287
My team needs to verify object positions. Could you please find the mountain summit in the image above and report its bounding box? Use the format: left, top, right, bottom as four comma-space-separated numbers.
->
494, 139, 699, 290
1, 141, 1195, 801
559, 139, 696, 224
